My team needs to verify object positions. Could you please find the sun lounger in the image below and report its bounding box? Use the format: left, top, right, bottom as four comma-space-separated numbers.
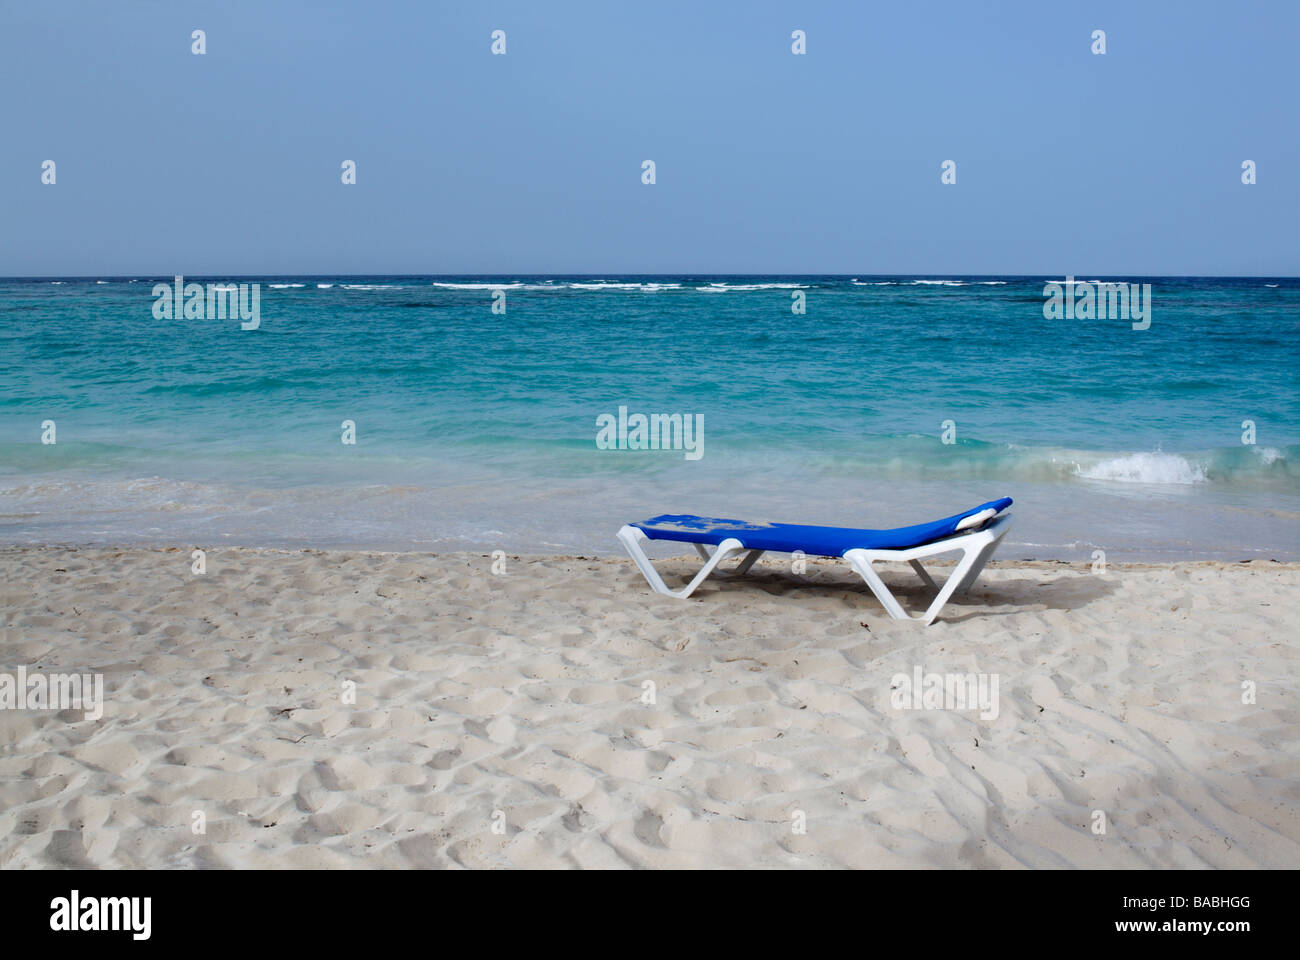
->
617, 497, 1013, 624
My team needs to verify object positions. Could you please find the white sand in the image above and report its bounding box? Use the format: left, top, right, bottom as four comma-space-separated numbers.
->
0, 546, 1296, 869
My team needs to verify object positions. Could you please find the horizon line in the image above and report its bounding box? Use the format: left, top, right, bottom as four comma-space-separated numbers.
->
4, 273, 1299, 281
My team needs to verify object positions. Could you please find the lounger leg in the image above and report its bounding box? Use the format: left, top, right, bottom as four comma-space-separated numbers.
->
846, 548, 964, 624
916, 542, 984, 625
844, 519, 1010, 625
951, 539, 1000, 595
618, 526, 747, 600
694, 543, 763, 575
843, 551, 912, 620
908, 559, 937, 592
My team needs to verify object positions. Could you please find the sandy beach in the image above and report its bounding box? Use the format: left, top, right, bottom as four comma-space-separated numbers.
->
1, 546, 1295, 869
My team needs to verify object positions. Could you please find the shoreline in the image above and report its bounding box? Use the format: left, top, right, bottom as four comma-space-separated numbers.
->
4, 542, 1299, 565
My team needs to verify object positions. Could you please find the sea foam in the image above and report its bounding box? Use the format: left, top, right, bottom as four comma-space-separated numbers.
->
1075, 452, 1208, 485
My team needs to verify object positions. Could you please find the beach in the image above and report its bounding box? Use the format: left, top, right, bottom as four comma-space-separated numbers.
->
2, 545, 1296, 869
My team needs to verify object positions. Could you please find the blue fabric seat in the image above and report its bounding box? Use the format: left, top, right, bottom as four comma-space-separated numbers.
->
632, 497, 1013, 558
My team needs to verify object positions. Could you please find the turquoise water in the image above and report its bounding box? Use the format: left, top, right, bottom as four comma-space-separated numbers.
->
1, 276, 1297, 559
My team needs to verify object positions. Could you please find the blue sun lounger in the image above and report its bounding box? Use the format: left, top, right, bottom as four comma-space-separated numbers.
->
618, 497, 1013, 624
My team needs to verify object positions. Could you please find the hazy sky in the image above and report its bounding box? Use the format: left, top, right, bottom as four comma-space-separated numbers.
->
2, 0, 1296, 275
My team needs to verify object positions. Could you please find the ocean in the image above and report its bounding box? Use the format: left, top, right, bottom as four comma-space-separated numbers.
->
1, 276, 1296, 561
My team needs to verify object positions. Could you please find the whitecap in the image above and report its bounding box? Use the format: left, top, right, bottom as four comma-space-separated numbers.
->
696, 282, 808, 291
1075, 452, 1207, 485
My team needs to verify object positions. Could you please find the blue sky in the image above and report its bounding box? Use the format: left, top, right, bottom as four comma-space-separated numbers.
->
1, 0, 1296, 275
